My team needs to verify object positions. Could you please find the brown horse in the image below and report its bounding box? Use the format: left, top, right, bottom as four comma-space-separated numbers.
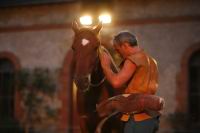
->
71, 21, 122, 133
69, 21, 164, 133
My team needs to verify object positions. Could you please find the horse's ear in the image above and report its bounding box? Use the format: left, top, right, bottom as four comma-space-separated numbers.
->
72, 20, 79, 33
93, 22, 102, 34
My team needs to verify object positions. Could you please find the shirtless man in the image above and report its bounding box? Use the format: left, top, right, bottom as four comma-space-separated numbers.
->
99, 31, 159, 133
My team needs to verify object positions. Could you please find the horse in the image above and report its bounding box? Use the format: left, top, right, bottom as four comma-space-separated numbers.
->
71, 21, 122, 133
69, 21, 164, 133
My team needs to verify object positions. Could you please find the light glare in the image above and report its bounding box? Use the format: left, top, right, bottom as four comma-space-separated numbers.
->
80, 15, 92, 25
99, 14, 112, 24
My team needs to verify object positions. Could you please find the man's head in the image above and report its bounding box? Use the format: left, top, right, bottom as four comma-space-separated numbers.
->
113, 31, 138, 58
113, 31, 138, 47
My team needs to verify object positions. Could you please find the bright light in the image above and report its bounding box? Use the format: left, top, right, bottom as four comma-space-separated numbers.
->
99, 14, 112, 24
79, 15, 92, 25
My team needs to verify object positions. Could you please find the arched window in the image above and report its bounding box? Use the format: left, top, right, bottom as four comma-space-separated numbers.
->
0, 58, 16, 131
0, 58, 15, 119
0, 52, 22, 132
188, 50, 200, 125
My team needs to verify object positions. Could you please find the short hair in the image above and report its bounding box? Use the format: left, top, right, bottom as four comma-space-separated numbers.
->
113, 31, 138, 47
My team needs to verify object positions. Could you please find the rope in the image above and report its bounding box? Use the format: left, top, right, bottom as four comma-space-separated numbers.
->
98, 45, 120, 73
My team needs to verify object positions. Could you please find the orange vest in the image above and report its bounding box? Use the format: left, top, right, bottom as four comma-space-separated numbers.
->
121, 50, 159, 122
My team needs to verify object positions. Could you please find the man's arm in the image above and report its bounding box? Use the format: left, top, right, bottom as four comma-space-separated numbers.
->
100, 52, 136, 89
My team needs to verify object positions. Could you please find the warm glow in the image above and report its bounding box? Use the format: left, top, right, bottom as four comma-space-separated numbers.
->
79, 15, 92, 25
99, 14, 112, 24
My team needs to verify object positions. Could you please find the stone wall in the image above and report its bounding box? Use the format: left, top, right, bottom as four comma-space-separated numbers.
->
0, 0, 200, 132
0, 29, 72, 69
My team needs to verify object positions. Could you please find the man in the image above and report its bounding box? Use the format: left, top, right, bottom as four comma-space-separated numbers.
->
99, 31, 159, 133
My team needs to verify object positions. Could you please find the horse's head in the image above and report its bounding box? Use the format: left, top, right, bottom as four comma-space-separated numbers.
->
72, 21, 102, 92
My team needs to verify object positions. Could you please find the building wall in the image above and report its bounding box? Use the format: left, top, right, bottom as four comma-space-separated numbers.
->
114, 0, 200, 19
0, 29, 72, 69
0, 0, 200, 132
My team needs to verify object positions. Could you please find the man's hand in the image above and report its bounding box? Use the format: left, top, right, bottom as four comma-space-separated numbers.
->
99, 51, 111, 68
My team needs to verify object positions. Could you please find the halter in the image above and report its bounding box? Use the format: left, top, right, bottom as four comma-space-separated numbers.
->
75, 74, 105, 92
